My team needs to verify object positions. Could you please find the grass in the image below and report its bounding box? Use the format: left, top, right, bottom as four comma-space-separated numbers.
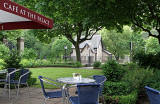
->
30, 67, 103, 89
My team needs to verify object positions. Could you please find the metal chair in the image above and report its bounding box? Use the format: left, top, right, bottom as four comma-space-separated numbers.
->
145, 86, 160, 104
4, 69, 21, 99
93, 75, 107, 104
38, 76, 64, 104
69, 83, 100, 104
16, 69, 30, 96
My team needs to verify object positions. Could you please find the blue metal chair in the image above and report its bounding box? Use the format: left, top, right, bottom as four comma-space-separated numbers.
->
38, 76, 64, 104
16, 69, 30, 96
4, 68, 20, 99
145, 86, 160, 104
69, 83, 100, 104
93, 75, 107, 104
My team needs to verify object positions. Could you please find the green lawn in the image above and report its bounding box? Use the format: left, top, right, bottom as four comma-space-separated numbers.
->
30, 67, 103, 89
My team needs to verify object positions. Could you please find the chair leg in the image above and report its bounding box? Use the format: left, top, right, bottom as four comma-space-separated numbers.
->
9, 83, 10, 100
44, 98, 48, 104
26, 83, 30, 98
3, 84, 7, 95
102, 95, 105, 104
16, 84, 20, 96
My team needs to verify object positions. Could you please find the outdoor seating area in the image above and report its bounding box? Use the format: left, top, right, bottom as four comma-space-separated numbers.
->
38, 75, 107, 104
0, 68, 107, 104
0, 0, 160, 104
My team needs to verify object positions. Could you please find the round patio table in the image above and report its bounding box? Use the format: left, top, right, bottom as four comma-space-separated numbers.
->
57, 77, 95, 104
57, 77, 95, 84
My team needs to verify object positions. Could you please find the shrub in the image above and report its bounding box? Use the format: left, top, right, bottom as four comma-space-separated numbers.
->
20, 59, 34, 68
102, 60, 126, 82
0, 59, 6, 70
105, 91, 138, 104
125, 62, 139, 70
74, 61, 82, 68
21, 48, 37, 60
122, 68, 153, 89
93, 61, 101, 68
104, 81, 132, 96
143, 70, 160, 90
0, 44, 10, 60
133, 51, 160, 69
4, 50, 22, 69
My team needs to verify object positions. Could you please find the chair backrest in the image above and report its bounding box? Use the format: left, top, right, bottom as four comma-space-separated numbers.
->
93, 75, 106, 95
38, 76, 47, 97
77, 83, 100, 104
19, 69, 30, 84
7, 68, 16, 81
145, 86, 160, 104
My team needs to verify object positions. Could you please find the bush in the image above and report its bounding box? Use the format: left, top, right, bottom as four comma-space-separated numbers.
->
122, 68, 153, 89
133, 51, 160, 69
105, 91, 138, 104
4, 50, 22, 69
0, 59, 6, 70
104, 81, 132, 96
93, 61, 101, 68
125, 62, 139, 70
102, 60, 126, 82
0, 44, 10, 60
74, 61, 82, 68
143, 70, 160, 90
21, 48, 37, 60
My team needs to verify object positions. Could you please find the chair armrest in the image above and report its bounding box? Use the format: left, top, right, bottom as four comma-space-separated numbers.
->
41, 78, 62, 88
18, 71, 30, 83
8, 69, 21, 76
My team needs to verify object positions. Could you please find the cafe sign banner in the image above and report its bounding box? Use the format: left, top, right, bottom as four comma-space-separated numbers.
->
0, 0, 53, 30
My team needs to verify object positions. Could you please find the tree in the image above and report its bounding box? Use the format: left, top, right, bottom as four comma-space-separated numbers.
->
145, 37, 160, 54
101, 28, 130, 60
101, 26, 145, 61
16, 0, 106, 63
51, 38, 72, 61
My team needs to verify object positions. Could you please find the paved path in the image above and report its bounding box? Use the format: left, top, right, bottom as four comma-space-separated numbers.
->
0, 87, 76, 104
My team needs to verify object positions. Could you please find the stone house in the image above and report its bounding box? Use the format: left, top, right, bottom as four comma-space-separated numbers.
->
71, 34, 112, 65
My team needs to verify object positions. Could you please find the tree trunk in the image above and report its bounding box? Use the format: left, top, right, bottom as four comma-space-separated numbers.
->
74, 43, 81, 63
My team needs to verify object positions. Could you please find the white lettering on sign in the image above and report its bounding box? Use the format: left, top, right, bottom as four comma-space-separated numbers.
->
3, 2, 50, 26
4, 3, 18, 13
37, 16, 50, 25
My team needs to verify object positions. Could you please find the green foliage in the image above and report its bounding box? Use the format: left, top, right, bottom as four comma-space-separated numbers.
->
122, 68, 153, 90
21, 48, 37, 60
4, 50, 22, 69
51, 38, 72, 58
105, 91, 138, 104
20, 59, 52, 68
0, 44, 10, 60
102, 60, 125, 82
74, 61, 82, 68
133, 51, 160, 69
145, 37, 160, 54
0, 59, 6, 70
143, 70, 160, 91
93, 61, 101, 68
125, 62, 139, 70
104, 81, 132, 96
101, 26, 145, 60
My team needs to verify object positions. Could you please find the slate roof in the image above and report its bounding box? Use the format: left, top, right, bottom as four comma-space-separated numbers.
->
72, 34, 101, 49
72, 34, 112, 55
